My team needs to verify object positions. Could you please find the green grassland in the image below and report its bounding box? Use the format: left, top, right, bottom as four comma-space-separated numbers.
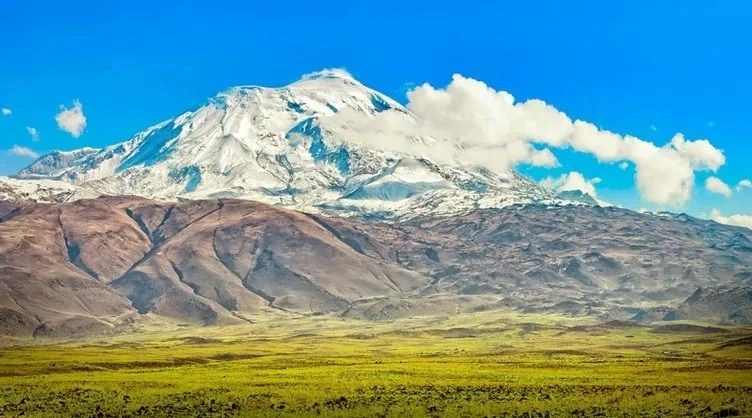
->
1, 310, 751, 417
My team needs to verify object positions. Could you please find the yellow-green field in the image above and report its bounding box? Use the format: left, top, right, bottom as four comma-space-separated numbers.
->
1, 311, 751, 417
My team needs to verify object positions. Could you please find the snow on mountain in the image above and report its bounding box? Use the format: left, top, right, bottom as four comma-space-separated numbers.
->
0, 176, 97, 203
12, 69, 563, 218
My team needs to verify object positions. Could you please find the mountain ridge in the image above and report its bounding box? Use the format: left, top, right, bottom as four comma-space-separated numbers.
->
1, 195, 751, 337
10, 70, 563, 219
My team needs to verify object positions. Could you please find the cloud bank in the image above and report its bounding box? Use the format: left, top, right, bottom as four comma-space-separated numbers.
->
325, 74, 725, 206
8, 145, 39, 159
705, 176, 732, 197
55, 100, 87, 137
540, 171, 601, 198
711, 209, 752, 230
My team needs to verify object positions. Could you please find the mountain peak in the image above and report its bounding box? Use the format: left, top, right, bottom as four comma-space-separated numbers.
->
12, 70, 561, 217
218, 69, 361, 99
299, 68, 356, 82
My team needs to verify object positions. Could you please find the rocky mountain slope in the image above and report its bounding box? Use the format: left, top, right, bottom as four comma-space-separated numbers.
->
1, 197, 750, 337
0, 196, 428, 337
10, 70, 557, 219
665, 286, 752, 324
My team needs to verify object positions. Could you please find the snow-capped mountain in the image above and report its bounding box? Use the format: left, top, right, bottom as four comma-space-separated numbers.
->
13, 69, 560, 218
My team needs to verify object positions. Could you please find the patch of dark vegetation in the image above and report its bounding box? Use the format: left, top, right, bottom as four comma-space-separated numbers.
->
603, 320, 645, 328
566, 325, 608, 335
652, 324, 730, 334
207, 352, 264, 361
717, 335, 752, 349
714, 407, 741, 417
90, 342, 144, 349
283, 332, 318, 340
382, 329, 426, 338
430, 327, 478, 338
2, 382, 752, 416
565, 321, 646, 336
666, 361, 752, 372
423, 326, 512, 338
541, 349, 596, 356
168, 336, 224, 345
0, 388, 246, 417
518, 323, 544, 336
345, 333, 377, 340
0, 352, 269, 378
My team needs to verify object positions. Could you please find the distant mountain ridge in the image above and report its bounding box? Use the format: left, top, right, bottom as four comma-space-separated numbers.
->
10, 69, 563, 218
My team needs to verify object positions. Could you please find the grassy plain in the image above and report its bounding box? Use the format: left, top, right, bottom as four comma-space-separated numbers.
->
1, 310, 751, 417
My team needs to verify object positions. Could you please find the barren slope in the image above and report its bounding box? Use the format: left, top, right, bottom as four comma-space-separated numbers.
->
1, 198, 751, 337
0, 197, 429, 336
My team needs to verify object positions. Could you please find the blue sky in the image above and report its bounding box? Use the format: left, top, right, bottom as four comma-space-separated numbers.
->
1, 1, 750, 220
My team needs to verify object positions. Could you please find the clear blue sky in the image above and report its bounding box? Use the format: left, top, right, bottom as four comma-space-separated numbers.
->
1, 1, 750, 218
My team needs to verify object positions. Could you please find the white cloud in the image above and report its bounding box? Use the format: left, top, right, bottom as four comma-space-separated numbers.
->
711, 209, 752, 230
8, 145, 39, 159
540, 171, 600, 198
55, 100, 87, 137
1, 108, 11, 116
737, 179, 752, 191
618, 161, 629, 170
705, 176, 732, 197
669, 134, 725, 170
528, 148, 559, 168
649, 125, 657, 132
321, 74, 725, 206
26, 126, 39, 141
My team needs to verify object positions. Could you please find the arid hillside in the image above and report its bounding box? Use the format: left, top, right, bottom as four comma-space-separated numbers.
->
1, 197, 751, 337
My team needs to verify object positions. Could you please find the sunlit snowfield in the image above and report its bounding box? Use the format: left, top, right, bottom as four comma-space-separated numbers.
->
1, 310, 751, 417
